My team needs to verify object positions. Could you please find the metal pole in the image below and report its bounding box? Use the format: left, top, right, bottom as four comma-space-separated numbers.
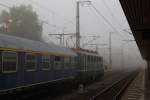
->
62, 27, 66, 46
76, 1, 91, 49
63, 31, 64, 46
96, 45, 98, 52
60, 35, 62, 46
49, 33, 75, 46
109, 32, 112, 69
76, 1, 80, 49
121, 44, 124, 69
0, 3, 10, 8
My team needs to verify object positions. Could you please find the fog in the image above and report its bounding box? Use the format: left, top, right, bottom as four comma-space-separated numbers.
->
0, 0, 145, 69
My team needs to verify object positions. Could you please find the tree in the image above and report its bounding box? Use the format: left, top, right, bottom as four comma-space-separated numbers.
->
0, 5, 43, 41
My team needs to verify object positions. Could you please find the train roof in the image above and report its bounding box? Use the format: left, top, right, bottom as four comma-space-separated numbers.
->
72, 48, 102, 57
0, 33, 77, 56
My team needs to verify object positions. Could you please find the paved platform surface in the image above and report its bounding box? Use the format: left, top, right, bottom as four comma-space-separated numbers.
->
138, 95, 144, 100
121, 69, 144, 100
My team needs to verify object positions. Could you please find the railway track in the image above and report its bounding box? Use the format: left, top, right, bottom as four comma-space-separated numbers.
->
89, 71, 139, 100
120, 70, 144, 100
51, 69, 139, 100
0, 69, 139, 100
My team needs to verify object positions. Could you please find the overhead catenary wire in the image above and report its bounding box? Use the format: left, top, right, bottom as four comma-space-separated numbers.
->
0, 3, 10, 8
29, 0, 75, 27
42, 21, 67, 31
27, 0, 79, 38
88, 6, 112, 33
102, 0, 132, 34
90, 4, 123, 37
1, 1, 125, 38
100, 0, 131, 39
101, 0, 124, 28
28, 0, 90, 37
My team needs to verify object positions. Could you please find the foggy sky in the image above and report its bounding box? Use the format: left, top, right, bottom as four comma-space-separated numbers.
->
0, 0, 145, 68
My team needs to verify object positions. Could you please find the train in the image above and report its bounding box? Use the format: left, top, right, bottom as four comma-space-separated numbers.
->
0, 33, 104, 94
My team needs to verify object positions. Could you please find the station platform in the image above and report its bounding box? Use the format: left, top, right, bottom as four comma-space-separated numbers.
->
120, 69, 144, 100
138, 96, 144, 100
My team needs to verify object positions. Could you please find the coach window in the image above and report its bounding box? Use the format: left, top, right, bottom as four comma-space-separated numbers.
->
91, 56, 93, 62
42, 55, 50, 70
94, 56, 96, 62
96, 57, 98, 66
2, 51, 17, 73
98, 57, 101, 62
64, 57, 70, 69
54, 56, 62, 70
71, 57, 76, 69
25, 53, 36, 71
83, 55, 86, 70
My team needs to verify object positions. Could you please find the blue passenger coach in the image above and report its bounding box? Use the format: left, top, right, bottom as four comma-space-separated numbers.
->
73, 49, 104, 83
0, 34, 77, 92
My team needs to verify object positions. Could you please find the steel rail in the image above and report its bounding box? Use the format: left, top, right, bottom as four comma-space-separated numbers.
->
89, 71, 138, 100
